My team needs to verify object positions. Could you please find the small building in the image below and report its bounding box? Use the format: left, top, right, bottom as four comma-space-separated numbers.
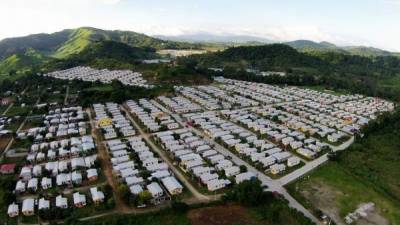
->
270, 164, 286, 175
38, 198, 50, 211
87, 168, 98, 181
7, 203, 19, 217
0, 163, 16, 174
73, 192, 86, 208
287, 156, 301, 167
22, 198, 35, 216
235, 172, 256, 184
90, 187, 105, 204
161, 176, 183, 195
147, 182, 163, 199
15, 180, 26, 193
56, 195, 68, 208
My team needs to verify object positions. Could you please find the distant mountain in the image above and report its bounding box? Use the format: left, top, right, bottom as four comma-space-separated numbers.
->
342, 46, 394, 57
0, 27, 200, 75
284, 40, 398, 57
155, 32, 272, 44
156, 34, 399, 57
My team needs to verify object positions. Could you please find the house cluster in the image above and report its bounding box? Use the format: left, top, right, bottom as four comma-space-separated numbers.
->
17, 136, 98, 194
214, 77, 298, 103
185, 111, 302, 175
0, 116, 12, 136
157, 96, 202, 114
222, 108, 327, 159
175, 86, 224, 110
10, 105, 102, 208
106, 136, 183, 205
126, 99, 180, 132
254, 105, 349, 143
93, 103, 136, 139
154, 128, 256, 191
8, 186, 105, 217
42, 66, 153, 88
17, 106, 87, 141
197, 85, 259, 109
284, 86, 363, 105
333, 97, 394, 120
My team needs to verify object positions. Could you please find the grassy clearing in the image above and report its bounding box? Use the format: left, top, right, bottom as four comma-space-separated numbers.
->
5, 106, 30, 117
286, 162, 400, 224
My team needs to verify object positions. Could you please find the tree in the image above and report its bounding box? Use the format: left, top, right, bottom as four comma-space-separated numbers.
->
137, 190, 152, 206
225, 179, 267, 206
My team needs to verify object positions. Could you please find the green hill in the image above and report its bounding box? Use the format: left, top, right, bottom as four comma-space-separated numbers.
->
0, 27, 201, 76
284, 40, 398, 57
45, 40, 157, 71
0, 48, 48, 77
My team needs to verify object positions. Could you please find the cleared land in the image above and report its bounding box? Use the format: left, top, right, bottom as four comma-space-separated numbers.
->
287, 162, 400, 225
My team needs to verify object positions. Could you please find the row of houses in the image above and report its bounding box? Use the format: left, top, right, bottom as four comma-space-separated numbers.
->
214, 77, 298, 103
197, 84, 260, 109
17, 107, 87, 140
255, 106, 349, 143
126, 99, 179, 132
26, 135, 96, 163
8, 187, 105, 217
106, 136, 183, 205
13, 105, 102, 200
333, 97, 394, 119
154, 128, 256, 191
157, 96, 202, 114
221, 108, 328, 158
42, 66, 153, 88
176, 86, 223, 111
186, 112, 301, 175
93, 103, 136, 139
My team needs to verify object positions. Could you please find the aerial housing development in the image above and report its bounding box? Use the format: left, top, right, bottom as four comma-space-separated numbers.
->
0, 66, 396, 225
42, 66, 154, 88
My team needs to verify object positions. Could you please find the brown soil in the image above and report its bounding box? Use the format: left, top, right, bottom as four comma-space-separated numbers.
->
187, 204, 254, 225
0, 136, 12, 153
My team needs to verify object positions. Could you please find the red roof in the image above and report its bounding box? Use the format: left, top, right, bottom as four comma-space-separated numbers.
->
0, 163, 16, 172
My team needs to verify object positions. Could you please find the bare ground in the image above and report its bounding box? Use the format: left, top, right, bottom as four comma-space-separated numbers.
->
300, 181, 389, 225
187, 204, 254, 225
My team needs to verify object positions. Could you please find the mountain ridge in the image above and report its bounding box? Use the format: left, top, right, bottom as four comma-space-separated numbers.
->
156, 34, 399, 57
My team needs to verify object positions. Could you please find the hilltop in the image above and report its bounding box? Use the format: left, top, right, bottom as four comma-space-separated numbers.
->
285, 40, 397, 57
0, 27, 200, 76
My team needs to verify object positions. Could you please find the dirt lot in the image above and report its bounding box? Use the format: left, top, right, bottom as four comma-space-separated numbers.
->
300, 181, 388, 225
0, 136, 11, 153
187, 204, 254, 225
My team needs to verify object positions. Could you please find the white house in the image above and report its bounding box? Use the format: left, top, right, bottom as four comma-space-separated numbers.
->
161, 176, 183, 195
22, 198, 35, 216
7, 203, 19, 217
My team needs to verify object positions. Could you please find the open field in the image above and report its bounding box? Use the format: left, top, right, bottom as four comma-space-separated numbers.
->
286, 162, 400, 225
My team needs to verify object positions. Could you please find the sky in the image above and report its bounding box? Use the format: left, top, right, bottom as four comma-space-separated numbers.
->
0, 0, 400, 51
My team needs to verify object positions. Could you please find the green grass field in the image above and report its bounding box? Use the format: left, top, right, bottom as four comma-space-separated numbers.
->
5, 106, 30, 117
286, 162, 400, 225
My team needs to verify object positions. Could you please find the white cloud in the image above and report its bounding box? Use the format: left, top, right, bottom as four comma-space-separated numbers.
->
96, 0, 122, 5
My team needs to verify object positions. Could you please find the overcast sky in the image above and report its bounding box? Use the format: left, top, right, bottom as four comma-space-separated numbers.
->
1, 0, 399, 51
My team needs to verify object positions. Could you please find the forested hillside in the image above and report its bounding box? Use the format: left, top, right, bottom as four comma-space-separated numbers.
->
185, 44, 400, 101
0, 27, 201, 76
